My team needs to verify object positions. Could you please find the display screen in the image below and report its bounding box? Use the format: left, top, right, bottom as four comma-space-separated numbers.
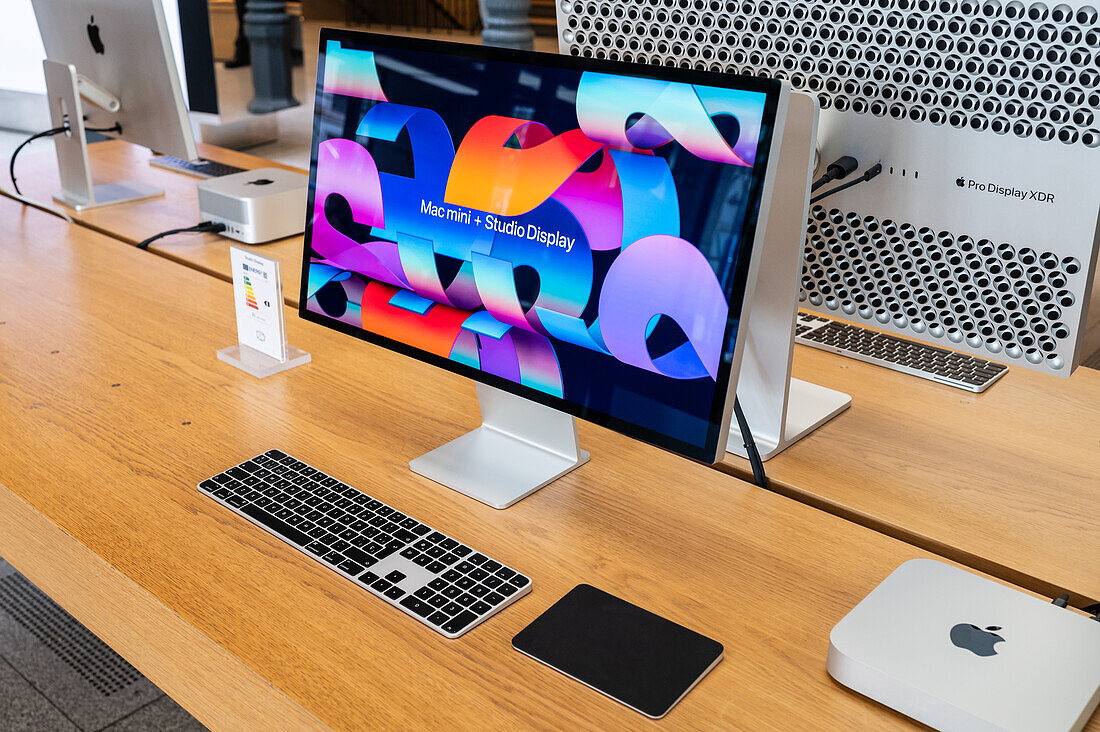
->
300, 29, 781, 462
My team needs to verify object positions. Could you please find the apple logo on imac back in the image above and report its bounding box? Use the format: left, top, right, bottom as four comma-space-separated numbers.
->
950, 623, 1005, 657
87, 16, 105, 55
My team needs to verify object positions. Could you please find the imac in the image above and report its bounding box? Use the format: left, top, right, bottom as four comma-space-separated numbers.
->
32, 0, 199, 210
299, 29, 794, 507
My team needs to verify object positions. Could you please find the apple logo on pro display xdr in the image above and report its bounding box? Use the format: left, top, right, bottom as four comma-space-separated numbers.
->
950, 623, 1004, 657
87, 16, 105, 55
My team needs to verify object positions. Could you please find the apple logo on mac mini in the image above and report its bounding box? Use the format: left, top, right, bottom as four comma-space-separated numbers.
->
87, 16, 105, 55
950, 623, 1005, 657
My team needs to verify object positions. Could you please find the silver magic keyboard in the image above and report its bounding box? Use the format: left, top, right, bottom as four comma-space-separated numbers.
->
198, 450, 530, 638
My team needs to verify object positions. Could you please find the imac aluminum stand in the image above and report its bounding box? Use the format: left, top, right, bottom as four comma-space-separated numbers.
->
42, 60, 164, 211
410, 383, 589, 509
728, 91, 851, 461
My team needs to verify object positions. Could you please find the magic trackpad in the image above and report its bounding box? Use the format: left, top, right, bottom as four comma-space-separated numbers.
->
511, 584, 723, 718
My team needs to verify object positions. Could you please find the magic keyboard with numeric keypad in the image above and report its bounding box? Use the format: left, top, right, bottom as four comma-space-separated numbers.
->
198, 450, 531, 638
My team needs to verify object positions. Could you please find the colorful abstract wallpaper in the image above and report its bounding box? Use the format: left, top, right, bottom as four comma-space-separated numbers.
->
302, 32, 776, 458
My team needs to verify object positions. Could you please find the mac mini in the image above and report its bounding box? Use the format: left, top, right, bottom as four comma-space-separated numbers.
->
828, 559, 1100, 732
197, 167, 307, 244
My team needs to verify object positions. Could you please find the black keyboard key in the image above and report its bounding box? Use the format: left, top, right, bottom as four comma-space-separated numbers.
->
411, 524, 431, 536
469, 553, 488, 566
412, 554, 432, 567
428, 611, 450, 626
400, 596, 433, 618
213, 488, 232, 500
442, 601, 463, 616
371, 578, 392, 592
427, 531, 446, 543
376, 541, 403, 560
384, 586, 405, 600
443, 611, 478, 634
360, 571, 379, 585
441, 586, 461, 599
265, 449, 286, 460
305, 541, 328, 556
414, 587, 434, 600
400, 547, 419, 559
428, 578, 448, 591
226, 495, 247, 508
483, 576, 503, 589
494, 567, 515, 581
469, 568, 489, 582
385, 571, 406, 584
339, 560, 364, 576
343, 547, 374, 566
330, 539, 350, 553
199, 480, 218, 492
469, 585, 489, 598
498, 584, 517, 597
439, 538, 458, 551
226, 467, 248, 480
471, 601, 492, 615
456, 593, 477, 607
485, 591, 505, 605
442, 570, 461, 582
400, 518, 420, 530
390, 512, 407, 523
426, 561, 446, 574
241, 503, 310, 545
426, 546, 445, 559
509, 575, 530, 588
456, 561, 476, 574
455, 577, 475, 590
376, 506, 393, 517
439, 552, 459, 566
323, 551, 343, 565
427, 594, 448, 608
482, 560, 502, 573
394, 528, 418, 544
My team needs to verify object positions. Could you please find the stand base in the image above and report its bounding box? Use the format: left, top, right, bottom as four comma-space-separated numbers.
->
410, 383, 589, 509
54, 180, 164, 211
727, 378, 851, 461
217, 343, 310, 378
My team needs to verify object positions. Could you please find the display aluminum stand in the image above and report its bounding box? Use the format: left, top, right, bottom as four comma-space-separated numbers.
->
727, 92, 851, 461
410, 382, 589, 509
41, 60, 163, 211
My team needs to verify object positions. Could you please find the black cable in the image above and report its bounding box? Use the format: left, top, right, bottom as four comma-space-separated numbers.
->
136, 220, 226, 250
733, 397, 768, 488
1083, 603, 1100, 622
810, 155, 859, 192
9, 126, 66, 196
810, 162, 884, 205
9, 122, 122, 196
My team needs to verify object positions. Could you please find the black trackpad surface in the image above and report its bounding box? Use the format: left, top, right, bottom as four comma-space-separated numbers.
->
511, 584, 723, 718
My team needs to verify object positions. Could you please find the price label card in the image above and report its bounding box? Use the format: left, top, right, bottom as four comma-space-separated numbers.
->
230, 247, 287, 362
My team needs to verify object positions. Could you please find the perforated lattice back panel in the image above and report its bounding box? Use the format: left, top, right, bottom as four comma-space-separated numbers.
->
0, 574, 142, 696
802, 205, 1085, 367
558, 0, 1100, 146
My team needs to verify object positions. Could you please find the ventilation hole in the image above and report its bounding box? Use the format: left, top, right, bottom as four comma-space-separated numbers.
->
561, 0, 1100, 145
0, 575, 143, 696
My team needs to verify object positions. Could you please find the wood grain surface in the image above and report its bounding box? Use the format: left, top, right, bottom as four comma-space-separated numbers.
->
6, 139, 307, 294
6, 139, 1099, 608
10, 204, 1094, 729
721, 326, 1100, 607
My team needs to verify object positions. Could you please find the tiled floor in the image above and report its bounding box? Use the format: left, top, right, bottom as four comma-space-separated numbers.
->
0, 559, 205, 732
